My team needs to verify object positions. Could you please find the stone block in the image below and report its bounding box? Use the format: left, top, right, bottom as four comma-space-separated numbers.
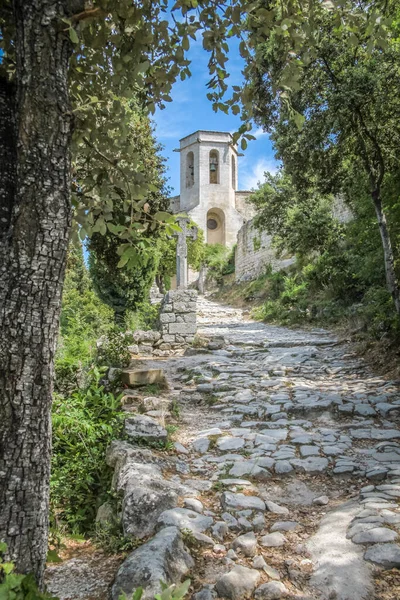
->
172, 302, 192, 313
121, 368, 166, 387
133, 330, 161, 343
159, 313, 176, 324
159, 343, 172, 350
162, 334, 175, 343
138, 344, 153, 355
169, 322, 197, 335
183, 313, 196, 323
176, 316, 184, 323
185, 336, 195, 344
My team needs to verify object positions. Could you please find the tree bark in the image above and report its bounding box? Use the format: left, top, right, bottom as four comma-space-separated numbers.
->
372, 190, 400, 315
0, 0, 76, 583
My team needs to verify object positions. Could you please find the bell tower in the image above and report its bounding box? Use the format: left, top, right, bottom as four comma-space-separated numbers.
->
177, 130, 245, 247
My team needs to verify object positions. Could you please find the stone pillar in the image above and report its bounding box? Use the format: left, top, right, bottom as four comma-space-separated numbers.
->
159, 289, 197, 348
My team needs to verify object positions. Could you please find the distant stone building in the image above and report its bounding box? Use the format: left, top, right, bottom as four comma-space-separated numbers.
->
169, 130, 255, 247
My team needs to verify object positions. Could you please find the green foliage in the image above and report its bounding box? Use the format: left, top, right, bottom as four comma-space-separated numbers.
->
51, 368, 123, 533
0, 543, 57, 600
250, 172, 344, 258
120, 580, 191, 600
125, 302, 160, 332
204, 244, 235, 282
56, 243, 114, 394
247, 5, 400, 310
94, 519, 140, 556
155, 221, 205, 292
86, 106, 169, 319
96, 328, 134, 368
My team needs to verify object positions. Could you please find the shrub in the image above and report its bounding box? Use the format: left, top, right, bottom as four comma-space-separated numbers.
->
96, 328, 134, 368
125, 301, 160, 331
51, 368, 123, 533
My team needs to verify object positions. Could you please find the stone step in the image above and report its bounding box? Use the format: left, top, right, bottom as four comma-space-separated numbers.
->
121, 368, 166, 387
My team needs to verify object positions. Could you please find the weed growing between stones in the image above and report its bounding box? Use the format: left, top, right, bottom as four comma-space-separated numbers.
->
170, 399, 181, 420
120, 580, 191, 600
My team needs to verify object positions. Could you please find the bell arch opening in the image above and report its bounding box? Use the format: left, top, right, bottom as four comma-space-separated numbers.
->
207, 208, 225, 245
186, 151, 194, 188
209, 149, 219, 184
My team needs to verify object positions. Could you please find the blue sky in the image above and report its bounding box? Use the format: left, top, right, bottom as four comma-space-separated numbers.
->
153, 37, 279, 195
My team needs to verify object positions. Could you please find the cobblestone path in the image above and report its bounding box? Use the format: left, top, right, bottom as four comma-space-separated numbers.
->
170, 298, 400, 600
46, 297, 400, 600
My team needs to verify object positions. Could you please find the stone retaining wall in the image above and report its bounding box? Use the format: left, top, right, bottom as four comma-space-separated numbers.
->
159, 289, 197, 349
235, 219, 294, 282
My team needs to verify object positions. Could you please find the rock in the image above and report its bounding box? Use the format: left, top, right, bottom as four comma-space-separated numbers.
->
265, 500, 289, 515
238, 516, 253, 531
229, 461, 271, 481
212, 521, 230, 540
274, 461, 293, 475
291, 457, 329, 473
232, 532, 258, 557
221, 492, 266, 512
217, 437, 245, 451
254, 582, 289, 599
95, 501, 116, 526
157, 508, 213, 534
125, 415, 167, 443
252, 555, 268, 570
193, 532, 215, 547
364, 543, 400, 569
193, 588, 214, 600
111, 527, 193, 600
270, 521, 299, 532
193, 438, 210, 453
215, 565, 260, 600
132, 330, 161, 343
174, 442, 189, 454
313, 495, 329, 506
260, 532, 287, 547
352, 527, 398, 544
253, 513, 266, 532
121, 368, 166, 387
183, 498, 203, 514
107, 444, 182, 539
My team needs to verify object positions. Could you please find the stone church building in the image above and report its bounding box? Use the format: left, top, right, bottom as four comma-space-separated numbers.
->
168, 129, 298, 285
169, 130, 255, 248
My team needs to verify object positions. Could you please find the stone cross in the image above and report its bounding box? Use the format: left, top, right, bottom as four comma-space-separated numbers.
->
175, 217, 198, 289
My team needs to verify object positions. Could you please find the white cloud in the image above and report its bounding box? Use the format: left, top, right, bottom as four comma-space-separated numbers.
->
253, 127, 268, 139
240, 158, 279, 190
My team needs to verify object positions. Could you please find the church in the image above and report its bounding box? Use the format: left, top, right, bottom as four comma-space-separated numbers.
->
169, 130, 255, 247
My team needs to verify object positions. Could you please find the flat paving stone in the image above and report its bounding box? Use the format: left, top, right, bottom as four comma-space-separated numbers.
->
364, 543, 400, 569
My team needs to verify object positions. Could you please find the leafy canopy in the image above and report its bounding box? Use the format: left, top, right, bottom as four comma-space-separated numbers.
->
0, 0, 391, 266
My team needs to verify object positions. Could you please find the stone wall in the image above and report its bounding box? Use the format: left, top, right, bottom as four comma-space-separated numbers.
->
235, 219, 295, 282
159, 289, 197, 349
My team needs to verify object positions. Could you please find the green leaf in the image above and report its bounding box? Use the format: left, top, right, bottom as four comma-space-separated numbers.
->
154, 211, 172, 222
69, 27, 79, 44
47, 549, 62, 563
293, 111, 305, 130
131, 588, 143, 600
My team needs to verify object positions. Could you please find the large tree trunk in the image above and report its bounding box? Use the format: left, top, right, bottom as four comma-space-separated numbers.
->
0, 0, 75, 583
372, 190, 400, 315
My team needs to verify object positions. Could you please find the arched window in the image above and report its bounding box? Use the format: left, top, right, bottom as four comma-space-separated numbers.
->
207, 208, 225, 245
186, 151, 194, 188
209, 150, 219, 184
231, 155, 236, 189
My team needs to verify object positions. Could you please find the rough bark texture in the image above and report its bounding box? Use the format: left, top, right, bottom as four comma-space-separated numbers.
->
0, 78, 16, 235
0, 0, 76, 582
372, 191, 400, 315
